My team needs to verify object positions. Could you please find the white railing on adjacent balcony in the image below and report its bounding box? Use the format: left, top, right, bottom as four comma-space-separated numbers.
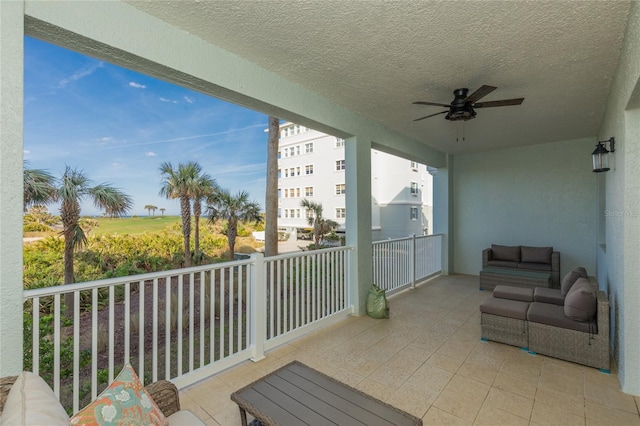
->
22, 247, 352, 414
372, 234, 443, 294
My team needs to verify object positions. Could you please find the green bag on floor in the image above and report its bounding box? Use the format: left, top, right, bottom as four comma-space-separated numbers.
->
366, 284, 389, 319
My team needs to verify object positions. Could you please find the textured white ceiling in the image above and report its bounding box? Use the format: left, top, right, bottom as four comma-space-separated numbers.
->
127, 0, 631, 155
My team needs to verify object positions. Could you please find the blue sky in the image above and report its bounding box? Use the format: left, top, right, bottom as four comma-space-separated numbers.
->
24, 36, 269, 216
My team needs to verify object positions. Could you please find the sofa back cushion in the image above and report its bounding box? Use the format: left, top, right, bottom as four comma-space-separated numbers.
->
491, 244, 520, 262
521, 246, 553, 264
0, 372, 69, 426
564, 278, 597, 322
560, 269, 585, 298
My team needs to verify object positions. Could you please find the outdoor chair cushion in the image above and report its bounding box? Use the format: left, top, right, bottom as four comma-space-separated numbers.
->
560, 268, 586, 297
0, 371, 69, 426
521, 246, 553, 264
493, 285, 534, 302
564, 278, 597, 322
527, 302, 595, 333
533, 287, 564, 306
491, 244, 520, 262
480, 296, 530, 320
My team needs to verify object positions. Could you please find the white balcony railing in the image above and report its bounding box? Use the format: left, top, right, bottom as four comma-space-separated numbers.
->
372, 234, 443, 294
23, 247, 352, 414
22, 239, 442, 414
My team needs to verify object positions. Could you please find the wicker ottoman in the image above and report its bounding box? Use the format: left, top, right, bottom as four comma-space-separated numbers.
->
480, 296, 530, 348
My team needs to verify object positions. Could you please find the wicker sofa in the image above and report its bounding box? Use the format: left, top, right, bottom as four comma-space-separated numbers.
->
0, 374, 203, 425
481, 244, 561, 290
480, 276, 610, 371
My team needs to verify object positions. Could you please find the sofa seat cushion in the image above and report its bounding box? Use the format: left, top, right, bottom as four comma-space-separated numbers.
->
167, 409, 205, 425
518, 262, 552, 272
493, 285, 534, 302
534, 287, 564, 306
0, 371, 69, 426
487, 260, 519, 268
491, 244, 520, 262
527, 302, 596, 333
520, 246, 552, 264
480, 296, 530, 320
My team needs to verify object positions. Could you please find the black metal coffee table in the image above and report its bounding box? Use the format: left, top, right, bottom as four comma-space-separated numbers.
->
231, 361, 422, 426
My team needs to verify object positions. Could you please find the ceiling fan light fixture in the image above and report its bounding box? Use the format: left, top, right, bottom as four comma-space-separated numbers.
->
445, 106, 476, 121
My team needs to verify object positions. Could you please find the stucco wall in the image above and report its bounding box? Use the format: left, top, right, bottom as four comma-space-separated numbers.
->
0, 0, 26, 376
452, 138, 598, 279
598, 0, 640, 396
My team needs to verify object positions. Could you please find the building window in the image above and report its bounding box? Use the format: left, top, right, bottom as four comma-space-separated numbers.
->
284, 169, 289, 178
410, 207, 418, 221
296, 146, 300, 156
305, 164, 314, 175
305, 142, 314, 153
410, 161, 418, 171
306, 209, 314, 219
305, 186, 314, 197
277, 208, 281, 218
296, 167, 301, 176
284, 189, 289, 198
277, 168, 281, 179
296, 188, 301, 197
335, 184, 346, 195
289, 167, 295, 177
284, 209, 289, 218
410, 182, 419, 195
335, 159, 345, 171
277, 150, 281, 159
277, 189, 281, 198
336, 208, 346, 219
296, 209, 301, 218
335, 138, 345, 148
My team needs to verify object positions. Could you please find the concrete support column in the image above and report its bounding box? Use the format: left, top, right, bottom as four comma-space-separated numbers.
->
345, 136, 372, 315
431, 155, 454, 275
0, 0, 25, 376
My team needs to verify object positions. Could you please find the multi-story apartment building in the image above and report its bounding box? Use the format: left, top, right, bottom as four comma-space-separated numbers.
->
277, 123, 432, 241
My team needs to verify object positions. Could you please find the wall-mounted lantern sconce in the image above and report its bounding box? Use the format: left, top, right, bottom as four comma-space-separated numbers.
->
592, 137, 615, 173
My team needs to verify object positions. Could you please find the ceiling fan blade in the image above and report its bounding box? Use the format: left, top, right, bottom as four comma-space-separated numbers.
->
413, 111, 448, 121
473, 98, 524, 108
464, 85, 497, 104
413, 101, 452, 108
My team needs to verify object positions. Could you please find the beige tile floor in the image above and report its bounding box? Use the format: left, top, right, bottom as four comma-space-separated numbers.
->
179, 274, 640, 425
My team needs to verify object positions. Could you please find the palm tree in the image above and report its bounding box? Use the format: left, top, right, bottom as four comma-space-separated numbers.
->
58, 166, 132, 316
265, 116, 279, 257
159, 161, 202, 267
207, 189, 262, 259
159, 208, 166, 216
144, 204, 158, 216
191, 174, 218, 264
23, 163, 55, 211
300, 199, 339, 248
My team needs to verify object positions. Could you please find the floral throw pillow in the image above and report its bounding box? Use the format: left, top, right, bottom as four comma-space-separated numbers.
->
70, 363, 167, 425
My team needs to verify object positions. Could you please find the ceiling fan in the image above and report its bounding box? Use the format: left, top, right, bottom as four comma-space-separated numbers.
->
413, 85, 524, 122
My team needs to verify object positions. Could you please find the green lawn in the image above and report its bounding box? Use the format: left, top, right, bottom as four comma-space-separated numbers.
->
92, 216, 181, 235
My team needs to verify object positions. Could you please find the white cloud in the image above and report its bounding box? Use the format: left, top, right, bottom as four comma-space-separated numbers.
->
99, 137, 113, 142
129, 82, 146, 89
184, 96, 194, 104
159, 97, 178, 104
112, 162, 120, 167
24, 150, 31, 154
145, 151, 157, 157
57, 61, 104, 88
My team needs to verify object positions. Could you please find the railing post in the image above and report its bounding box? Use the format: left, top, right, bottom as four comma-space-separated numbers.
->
250, 253, 266, 362
410, 234, 416, 289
